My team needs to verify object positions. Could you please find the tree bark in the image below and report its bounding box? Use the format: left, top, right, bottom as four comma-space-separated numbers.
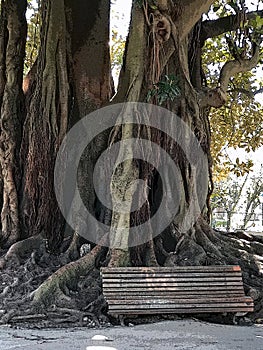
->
20, 0, 112, 251
0, 0, 27, 246
108, 0, 212, 267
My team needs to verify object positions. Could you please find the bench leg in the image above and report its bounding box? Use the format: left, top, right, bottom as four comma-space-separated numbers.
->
233, 312, 248, 325
119, 315, 126, 327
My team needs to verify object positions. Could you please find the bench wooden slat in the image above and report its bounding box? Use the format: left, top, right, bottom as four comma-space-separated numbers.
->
104, 287, 244, 294
103, 277, 242, 283
104, 287, 245, 292
108, 307, 254, 315
109, 304, 253, 311
104, 282, 244, 288
104, 289, 245, 295
102, 272, 242, 279
104, 293, 246, 299
107, 296, 253, 305
101, 266, 241, 273
109, 300, 253, 309
104, 294, 246, 299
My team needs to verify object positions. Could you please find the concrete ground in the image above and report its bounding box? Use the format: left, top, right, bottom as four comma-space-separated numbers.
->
0, 319, 262, 350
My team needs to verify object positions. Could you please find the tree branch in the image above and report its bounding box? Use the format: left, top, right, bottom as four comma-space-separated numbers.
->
227, 87, 254, 98
201, 10, 263, 44
198, 42, 261, 108
227, 87, 263, 98
219, 44, 260, 92
198, 87, 227, 108
255, 87, 263, 96
176, 0, 215, 39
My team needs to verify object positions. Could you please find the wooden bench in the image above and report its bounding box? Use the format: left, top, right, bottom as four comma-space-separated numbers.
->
101, 266, 254, 318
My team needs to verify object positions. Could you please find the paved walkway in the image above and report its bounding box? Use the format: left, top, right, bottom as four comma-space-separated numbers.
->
0, 319, 262, 350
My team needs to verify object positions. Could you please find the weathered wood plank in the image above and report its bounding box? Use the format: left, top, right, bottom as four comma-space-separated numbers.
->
107, 297, 253, 305
104, 294, 246, 300
104, 292, 245, 300
101, 272, 242, 279
103, 277, 242, 283
108, 301, 253, 310
108, 306, 254, 315
104, 288, 244, 292
103, 286, 245, 292
101, 266, 241, 273
103, 282, 244, 288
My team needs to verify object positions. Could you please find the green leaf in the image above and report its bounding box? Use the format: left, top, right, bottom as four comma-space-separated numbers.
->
255, 15, 263, 28
213, 5, 220, 12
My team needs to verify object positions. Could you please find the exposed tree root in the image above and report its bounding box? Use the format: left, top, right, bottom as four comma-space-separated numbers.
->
0, 235, 44, 269
32, 244, 102, 307
0, 238, 110, 328
59, 232, 82, 265
108, 248, 131, 268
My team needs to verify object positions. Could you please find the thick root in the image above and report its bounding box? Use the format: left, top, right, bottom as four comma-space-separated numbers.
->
144, 240, 159, 266
0, 235, 43, 269
108, 248, 131, 267
60, 232, 81, 264
33, 244, 102, 307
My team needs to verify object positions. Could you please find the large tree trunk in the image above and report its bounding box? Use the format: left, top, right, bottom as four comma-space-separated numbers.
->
0, 0, 27, 247
20, 0, 112, 252
108, 0, 213, 267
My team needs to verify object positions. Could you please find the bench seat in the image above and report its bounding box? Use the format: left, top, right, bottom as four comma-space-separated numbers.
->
101, 266, 254, 316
